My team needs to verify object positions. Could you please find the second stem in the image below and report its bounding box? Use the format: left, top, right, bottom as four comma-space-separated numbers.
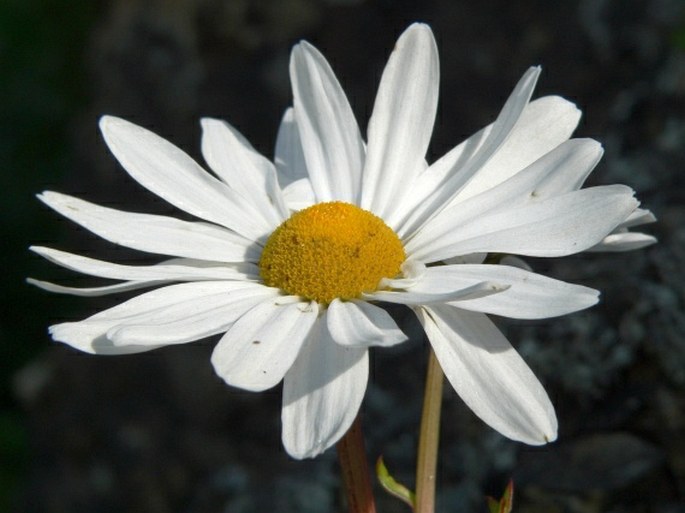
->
414, 347, 444, 513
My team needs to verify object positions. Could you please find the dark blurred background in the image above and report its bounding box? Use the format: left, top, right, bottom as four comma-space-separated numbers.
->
3, 0, 684, 512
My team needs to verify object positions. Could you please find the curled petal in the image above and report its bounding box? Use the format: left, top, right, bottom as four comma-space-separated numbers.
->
326, 299, 407, 347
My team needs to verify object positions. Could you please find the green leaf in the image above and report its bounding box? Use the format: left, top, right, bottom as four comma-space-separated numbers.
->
486, 479, 514, 513
375, 456, 415, 509
487, 496, 500, 513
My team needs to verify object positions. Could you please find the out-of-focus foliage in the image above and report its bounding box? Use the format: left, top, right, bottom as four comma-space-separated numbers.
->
0, 0, 96, 509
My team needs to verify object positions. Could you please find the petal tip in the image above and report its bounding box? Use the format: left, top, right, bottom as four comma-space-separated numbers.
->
282, 437, 326, 460
199, 117, 221, 129
542, 428, 558, 444
98, 115, 125, 134
406, 22, 433, 33
36, 190, 52, 203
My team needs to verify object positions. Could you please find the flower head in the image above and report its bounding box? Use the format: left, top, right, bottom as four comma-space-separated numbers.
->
30, 23, 653, 458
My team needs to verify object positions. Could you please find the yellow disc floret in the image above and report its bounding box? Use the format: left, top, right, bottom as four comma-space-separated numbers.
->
259, 202, 405, 304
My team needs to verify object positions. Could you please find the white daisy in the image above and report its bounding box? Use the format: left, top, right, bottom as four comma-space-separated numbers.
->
30, 23, 648, 459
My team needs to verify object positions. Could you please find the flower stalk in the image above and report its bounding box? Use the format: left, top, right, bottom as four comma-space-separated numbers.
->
414, 347, 444, 513
337, 415, 377, 513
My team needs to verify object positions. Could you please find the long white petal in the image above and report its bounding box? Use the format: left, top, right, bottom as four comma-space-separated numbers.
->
282, 321, 368, 459
416, 306, 557, 444
282, 178, 316, 211
28, 278, 162, 296
107, 286, 277, 347
38, 192, 261, 262
99, 116, 274, 239
290, 42, 365, 203
455, 95, 582, 201
587, 207, 657, 252
274, 108, 308, 188
365, 281, 508, 306
48, 281, 270, 354
211, 299, 318, 392
619, 208, 657, 229
326, 299, 407, 347
434, 264, 599, 318
407, 185, 639, 262
393, 67, 541, 237
474, 137, 603, 204
587, 232, 658, 252
30, 246, 258, 282
361, 23, 439, 220
405, 138, 603, 255
200, 118, 289, 222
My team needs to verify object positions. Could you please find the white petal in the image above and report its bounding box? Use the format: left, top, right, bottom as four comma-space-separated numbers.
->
456, 95, 582, 201
407, 138, 603, 251
371, 258, 505, 305
282, 322, 368, 459
107, 285, 277, 346
99, 116, 274, 239
326, 299, 407, 347
377, 259, 427, 289
38, 192, 260, 262
439, 265, 599, 318
587, 232, 658, 252
290, 42, 365, 203
48, 281, 269, 354
407, 185, 639, 262
361, 23, 440, 220
393, 66, 541, 237
30, 246, 258, 282
586, 207, 657, 252
416, 306, 557, 444
211, 299, 318, 392
28, 278, 161, 297
483, 137, 603, 203
366, 281, 508, 306
619, 208, 657, 229
442, 253, 488, 265
498, 255, 533, 271
282, 177, 316, 211
200, 117, 288, 222
274, 108, 308, 187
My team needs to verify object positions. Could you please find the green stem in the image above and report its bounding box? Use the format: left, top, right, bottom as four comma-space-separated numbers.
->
414, 347, 444, 513
337, 414, 377, 513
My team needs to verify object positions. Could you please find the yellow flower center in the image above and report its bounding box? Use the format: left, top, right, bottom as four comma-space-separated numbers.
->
259, 202, 405, 304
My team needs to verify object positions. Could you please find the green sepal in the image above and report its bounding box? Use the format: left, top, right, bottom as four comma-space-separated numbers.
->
375, 456, 416, 509
486, 479, 514, 513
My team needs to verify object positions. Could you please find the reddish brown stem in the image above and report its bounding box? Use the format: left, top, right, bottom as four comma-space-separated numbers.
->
336, 415, 377, 513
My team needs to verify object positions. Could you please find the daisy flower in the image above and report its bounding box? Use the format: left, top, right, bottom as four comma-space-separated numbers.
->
30, 23, 650, 459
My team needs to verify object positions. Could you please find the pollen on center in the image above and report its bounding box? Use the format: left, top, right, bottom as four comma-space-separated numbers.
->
259, 201, 405, 304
